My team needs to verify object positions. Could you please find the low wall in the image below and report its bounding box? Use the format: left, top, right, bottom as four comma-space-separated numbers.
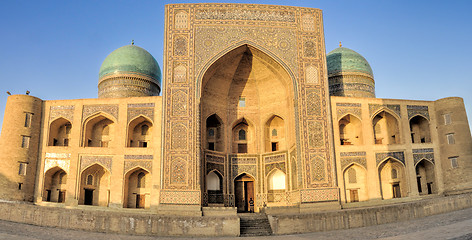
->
1, 193, 472, 237
0, 201, 239, 237
269, 193, 472, 235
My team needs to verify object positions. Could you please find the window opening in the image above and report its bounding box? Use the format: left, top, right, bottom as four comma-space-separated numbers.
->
18, 163, 27, 175
447, 133, 455, 144
444, 113, 451, 125
21, 136, 30, 148
86, 175, 93, 185
238, 129, 246, 140
24, 113, 32, 127
449, 157, 458, 168
239, 97, 246, 107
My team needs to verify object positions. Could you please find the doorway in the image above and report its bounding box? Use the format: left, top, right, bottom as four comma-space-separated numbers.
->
350, 189, 359, 202
136, 194, 145, 208
84, 189, 94, 205
392, 183, 401, 198
234, 173, 255, 212
58, 191, 65, 203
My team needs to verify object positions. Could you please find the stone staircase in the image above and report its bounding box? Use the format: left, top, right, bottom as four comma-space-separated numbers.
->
239, 213, 272, 237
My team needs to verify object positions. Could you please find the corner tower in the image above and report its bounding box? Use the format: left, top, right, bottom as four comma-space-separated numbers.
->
327, 44, 375, 98
98, 44, 162, 98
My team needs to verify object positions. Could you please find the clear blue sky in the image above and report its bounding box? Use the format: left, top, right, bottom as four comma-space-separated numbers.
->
0, 0, 471, 132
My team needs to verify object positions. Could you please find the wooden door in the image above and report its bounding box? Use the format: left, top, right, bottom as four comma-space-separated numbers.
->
235, 181, 245, 212
350, 189, 359, 202
245, 181, 254, 212
136, 194, 145, 208
392, 184, 401, 198
58, 191, 65, 203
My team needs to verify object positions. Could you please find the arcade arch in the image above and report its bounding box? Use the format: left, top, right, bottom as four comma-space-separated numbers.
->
48, 118, 72, 146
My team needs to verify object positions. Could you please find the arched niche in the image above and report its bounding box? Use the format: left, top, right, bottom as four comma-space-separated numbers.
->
43, 167, 67, 203
373, 111, 400, 145
343, 164, 367, 202
232, 118, 254, 153
200, 44, 296, 155
127, 116, 153, 148
79, 164, 110, 206
415, 159, 436, 195
83, 114, 115, 147
265, 115, 285, 152
206, 114, 224, 152
123, 167, 150, 208
338, 114, 363, 145
378, 158, 407, 199
48, 118, 72, 146
234, 173, 255, 212
206, 170, 224, 204
267, 169, 286, 203
410, 115, 431, 143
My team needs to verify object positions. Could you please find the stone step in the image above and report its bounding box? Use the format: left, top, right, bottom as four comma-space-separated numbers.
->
239, 214, 272, 237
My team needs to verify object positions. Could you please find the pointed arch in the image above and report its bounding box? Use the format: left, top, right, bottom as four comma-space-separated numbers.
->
79, 163, 110, 206
82, 112, 115, 147
197, 41, 298, 97
338, 114, 363, 145
415, 159, 436, 195
265, 115, 286, 152
409, 115, 431, 143
372, 110, 401, 145
123, 167, 150, 209
378, 158, 407, 200
343, 164, 368, 202
48, 117, 72, 146
43, 166, 67, 203
205, 113, 224, 152
127, 115, 153, 148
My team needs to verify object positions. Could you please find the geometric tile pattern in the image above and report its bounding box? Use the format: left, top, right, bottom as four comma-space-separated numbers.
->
369, 104, 401, 118
300, 188, 339, 203
376, 151, 405, 166
407, 105, 430, 120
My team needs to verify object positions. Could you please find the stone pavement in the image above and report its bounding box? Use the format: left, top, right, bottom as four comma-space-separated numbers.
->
1, 207, 472, 240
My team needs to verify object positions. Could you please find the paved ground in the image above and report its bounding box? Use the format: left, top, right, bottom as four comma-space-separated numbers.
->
1, 207, 472, 240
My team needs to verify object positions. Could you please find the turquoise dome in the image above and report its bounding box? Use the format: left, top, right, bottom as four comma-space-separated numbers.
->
99, 45, 161, 83
326, 47, 373, 76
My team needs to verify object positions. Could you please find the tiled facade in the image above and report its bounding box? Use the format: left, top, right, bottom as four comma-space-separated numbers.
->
0, 3, 471, 216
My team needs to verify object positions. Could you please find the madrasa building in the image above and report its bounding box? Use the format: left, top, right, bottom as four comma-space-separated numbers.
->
1, 3, 471, 216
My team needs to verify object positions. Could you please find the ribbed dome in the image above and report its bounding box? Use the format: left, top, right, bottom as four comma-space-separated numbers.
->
327, 47, 373, 77
99, 45, 161, 83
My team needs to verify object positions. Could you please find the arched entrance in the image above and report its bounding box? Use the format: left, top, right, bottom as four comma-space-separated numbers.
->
234, 173, 255, 212
378, 158, 407, 199
43, 167, 67, 203
415, 159, 436, 195
79, 164, 110, 206
123, 167, 150, 209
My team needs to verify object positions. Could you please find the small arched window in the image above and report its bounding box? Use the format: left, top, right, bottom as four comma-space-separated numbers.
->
86, 174, 93, 185
391, 168, 398, 179
239, 129, 246, 141
208, 128, 215, 137
137, 172, 146, 188
272, 129, 277, 137
348, 168, 357, 183
141, 125, 149, 135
